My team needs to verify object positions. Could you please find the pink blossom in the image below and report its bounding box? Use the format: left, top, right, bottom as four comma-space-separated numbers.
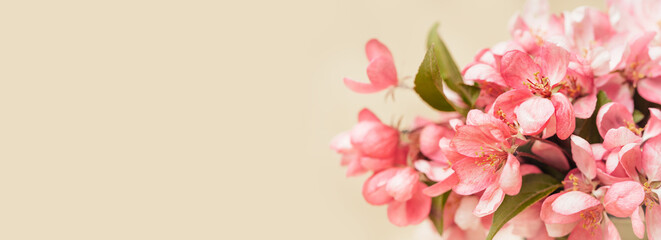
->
446, 110, 521, 216
493, 43, 577, 139
540, 190, 620, 239
330, 109, 404, 176
343, 39, 398, 93
509, 0, 565, 54
362, 167, 432, 226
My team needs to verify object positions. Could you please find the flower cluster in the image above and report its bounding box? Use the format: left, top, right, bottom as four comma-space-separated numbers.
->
331, 0, 661, 239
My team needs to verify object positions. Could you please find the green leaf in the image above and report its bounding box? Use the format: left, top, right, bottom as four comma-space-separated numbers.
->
575, 91, 611, 143
426, 23, 476, 108
429, 191, 450, 236
633, 109, 645, 123
486, 174, 561, 240
414, 44, 464, 114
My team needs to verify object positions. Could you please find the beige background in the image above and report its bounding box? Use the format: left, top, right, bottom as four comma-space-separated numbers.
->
0, 0, 605, 239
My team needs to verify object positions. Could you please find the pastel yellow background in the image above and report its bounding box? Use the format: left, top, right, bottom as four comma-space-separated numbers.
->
0, 0, 606, 239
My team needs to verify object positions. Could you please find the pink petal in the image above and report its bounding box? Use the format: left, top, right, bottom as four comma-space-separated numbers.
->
351, 122, 399, 159
366, 56, 398, 88
452, 157, 498, 195
551, 191, 600, 215
644, 108, 661, 142
501, 50, 542, 90
454, 196, 481, 230
618, 143, 642, 178
539, 43, 570, 86
358, 108, 380, 122
596, 167, 630, 185
632, 207, 645, 239
642, 136, 661, 181
419, 124, 452, 162
541, 192, 581, 224
603, 181, 645, 217
514, 97, 554, 135
387, 182, 432, 227
601, 216, 619, 240
464, 63, 504, 85
474, 184, 505, 217
550, 93, 575, 140
330, 131, 352, 153
647, 204, 661, 240
573, 93, 597, 119
365, 39, 393, 61
422, 173, 458, 197
637, 77, 661, 105
360, 156, 394, 172
491, 89, 534, 124
545, 222, 578, 238
596, 102, 633, 138
531, 141, 570, 171
345, 153, 368, 177
499, 153, 522, 195
570, 135, 597, 179
343, 77, 383, 93
450, 125, 505, 157
386, 167, 420, 202
520, 164, 543, 175
414, 160, 452, 182
362, 168, 397, 205
602, 127, 642, 150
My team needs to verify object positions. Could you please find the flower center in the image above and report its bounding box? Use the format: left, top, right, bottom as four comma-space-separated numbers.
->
523, 72, 552, 97
559, 75, 582, 99
580, 207, 603, 231
495, 108, 519, 133
474, 148, 507, 172
644, 181, 660, 208
625, 120, 644, 136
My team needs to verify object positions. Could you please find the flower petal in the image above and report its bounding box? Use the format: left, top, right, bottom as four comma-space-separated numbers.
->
362, 168, 398, 205
642, 136, 661, 181
454, 196, 481, 230
637, 77, 661, 105
419, 124, 452, 162
501, 50, 541, 90
386, 167, 420, 202
358, 108, 380, 122
550, 93, 575, 140
514, 97, 554, 135
474, 184, 505, 217
570, 135, 597, 179
343, 77, 383, 93
539, 43, 570, 85
596, 102, 633, 138
602, 127, 641, 150
603, 181, 645, 217
387, 182, 432, 227
573, 93, 598, 119
551, 191, 600, 215
647, 203, 661, 240
644, 108, 661, 142
499, 153, 522, 195
366, 56, 397, 88
452, 157, 498, 195
632, 207, 645, 239
541, 192, 581, 224
365, 39, 392, 61
531, 141, 570, 171
422, 173, 458, 197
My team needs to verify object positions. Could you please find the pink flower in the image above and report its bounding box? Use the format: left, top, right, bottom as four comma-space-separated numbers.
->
362, 167, 432, 226
493, 43, 576, 139
447, 110, 522, 216
540, 190, 620, 239
330, 109, 404, 176
508, 0, 565, 54
343, 39, 398, 93
601, 135, 661, 239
